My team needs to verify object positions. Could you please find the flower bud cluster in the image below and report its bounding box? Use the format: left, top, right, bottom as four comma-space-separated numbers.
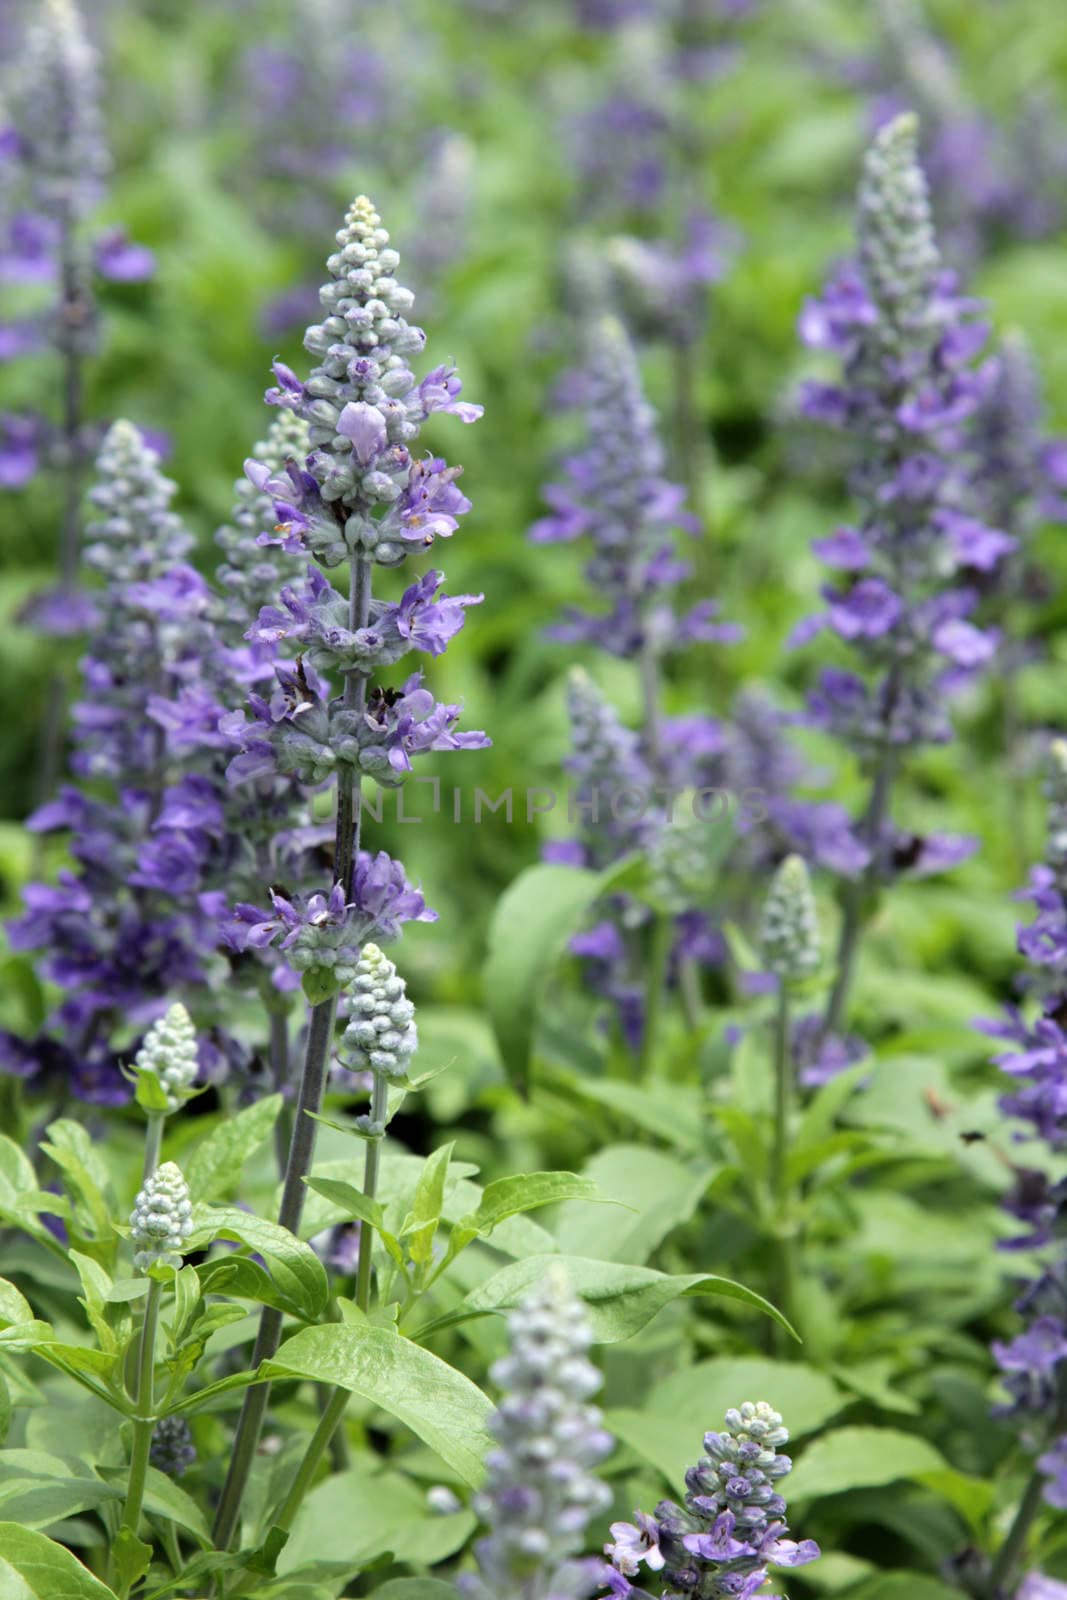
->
340, 943, 417, 1079
759, 856, 821, 984
130, 1161, 193, 1271
134, 1002, 199, 1111
461, 1268, 613, 1600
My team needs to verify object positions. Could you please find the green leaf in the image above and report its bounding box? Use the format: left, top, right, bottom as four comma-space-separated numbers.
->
793, 1062, 870, 1151
0, 1276, 52, 1352
400, 1143, 454, 1267
553, 1145, 710, 1266
0, 1373, 11, 1447
0, 1448, 122, 1528
451, 1170, 599, 1254
0, 1136, 63, 1244
914, 1469, 995, 1535
133, 1066, 172, 1114
184, 1095, 283, 1202
457, 1255, 795, 1343
39, 1120, 115, 1244
301, 965, 339, 1005
304, 1176, 385, 1231
188, 1204, 328, 1319
303, 1177, 404, 1268
69, 1251, 122, 1354
109, 1529, 151, 1597
194, 1255, 317, 1320
142, 1465, 213, 1547
0, 1276, 35, 1329
836, 1575, 961, 1600
278, 1463, 474, 1578
0, 1522, 117, 1598
547, 1072, 706, 1153
0, 1135, 39, 1212
483, 860, 629, 1085
787, 1427, 949, 1502
263, 1320, 493, 1486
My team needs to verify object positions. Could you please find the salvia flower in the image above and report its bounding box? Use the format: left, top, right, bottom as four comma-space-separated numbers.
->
130, 1161, 193, 1271
460, 1266, 613, 1600
603, 1401, 819, 1598
759, 856, 821, 985
134, 1001, 199, 1112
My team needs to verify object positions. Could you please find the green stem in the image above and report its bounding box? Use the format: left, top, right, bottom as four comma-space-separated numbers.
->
268, 1009, 292, 1179
988, 1466, 1047, 1597
821, 730, 899, 1041
113, 1278, 161, 1594
142, 1112, 165, 1184
639, 912, 673, 1075
271, 1071, 389, 1537
772, 986, 797, 1349
355, 1073, 388, 1311
672, 334, 709, 535
679, 955, 703, 1032
209, 999, 337, 1551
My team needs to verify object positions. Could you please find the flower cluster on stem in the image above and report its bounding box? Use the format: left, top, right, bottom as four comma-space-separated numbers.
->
602, 1401, 819, 1598
791, 111, 1011, 1067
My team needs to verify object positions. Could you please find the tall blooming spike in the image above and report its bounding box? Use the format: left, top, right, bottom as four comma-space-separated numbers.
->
530, 316, 736, 663
340, 942, 417, 1079
760, 856, 820, 984
130, 1161, 193, 1271
16, 0, 108, 219
790, 112, 1010, 1069
604, 1401, 819, 1598
134, 1003, 198, 1112
460, 1267, 613, 1600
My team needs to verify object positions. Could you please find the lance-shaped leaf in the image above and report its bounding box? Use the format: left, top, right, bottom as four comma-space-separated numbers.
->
263, 1318, 493, 1486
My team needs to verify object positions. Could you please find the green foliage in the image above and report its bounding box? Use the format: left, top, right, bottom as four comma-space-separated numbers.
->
0, 1523, 117, 1599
